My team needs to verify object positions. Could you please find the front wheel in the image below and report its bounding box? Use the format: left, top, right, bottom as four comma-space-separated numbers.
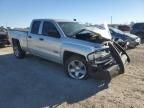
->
64, 56, 88, 80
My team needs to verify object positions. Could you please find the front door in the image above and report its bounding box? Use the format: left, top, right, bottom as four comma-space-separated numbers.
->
37, 21, 62, 63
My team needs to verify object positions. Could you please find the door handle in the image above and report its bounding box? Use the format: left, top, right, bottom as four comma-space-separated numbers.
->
39, 38, 44, 41
28, 36, 32, 38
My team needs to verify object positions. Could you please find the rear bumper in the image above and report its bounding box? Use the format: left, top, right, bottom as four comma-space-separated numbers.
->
127, 41, 139, 48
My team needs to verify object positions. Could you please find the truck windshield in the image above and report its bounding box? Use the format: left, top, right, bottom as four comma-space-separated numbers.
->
58, 22, 86, 37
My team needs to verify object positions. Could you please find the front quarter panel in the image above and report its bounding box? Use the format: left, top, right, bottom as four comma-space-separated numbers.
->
60, 38, 97, 63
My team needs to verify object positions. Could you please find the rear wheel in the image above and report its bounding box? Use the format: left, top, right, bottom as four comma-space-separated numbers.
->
13, 41, 25, 59
64, 56, 88, 80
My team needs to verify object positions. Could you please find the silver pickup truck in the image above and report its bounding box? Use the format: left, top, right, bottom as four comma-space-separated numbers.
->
8, 19, 130, 80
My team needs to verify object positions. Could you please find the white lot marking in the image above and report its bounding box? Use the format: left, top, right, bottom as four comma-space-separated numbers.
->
0, 47, 13, 55
0, 52, 12, 55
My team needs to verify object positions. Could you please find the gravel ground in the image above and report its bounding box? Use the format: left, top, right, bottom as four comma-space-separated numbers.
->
0, 45, 144, 108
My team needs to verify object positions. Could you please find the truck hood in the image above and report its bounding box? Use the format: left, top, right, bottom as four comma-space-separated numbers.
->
87, 23, 112, 40
63, 37, 108, 50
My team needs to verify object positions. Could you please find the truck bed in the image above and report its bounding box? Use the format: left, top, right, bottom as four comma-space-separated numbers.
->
8, 30, 28, 48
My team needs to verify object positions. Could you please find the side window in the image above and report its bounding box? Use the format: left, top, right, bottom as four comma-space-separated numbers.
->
31, 21, 41, 34
42, 22, 60, 38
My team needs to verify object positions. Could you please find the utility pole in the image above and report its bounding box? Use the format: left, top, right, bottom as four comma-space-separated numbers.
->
111, 16, 113, 25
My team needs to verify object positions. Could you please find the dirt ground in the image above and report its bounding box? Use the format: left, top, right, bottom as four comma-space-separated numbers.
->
0, 45, 144, 108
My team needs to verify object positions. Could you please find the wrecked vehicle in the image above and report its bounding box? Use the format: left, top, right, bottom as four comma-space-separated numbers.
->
109, 27, 141, 49
131, 23, 144, 39
0, 31, 10, 46
8, 19, 130, 80
87, 25, 127, 49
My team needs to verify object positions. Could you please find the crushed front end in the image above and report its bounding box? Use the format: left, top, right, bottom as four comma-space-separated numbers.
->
87, 41, 130, 80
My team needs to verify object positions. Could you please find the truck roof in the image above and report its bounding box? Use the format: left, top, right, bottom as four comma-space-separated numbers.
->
32, 19, 76, 23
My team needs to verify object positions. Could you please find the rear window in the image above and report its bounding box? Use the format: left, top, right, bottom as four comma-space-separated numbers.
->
31, 21, 41, 34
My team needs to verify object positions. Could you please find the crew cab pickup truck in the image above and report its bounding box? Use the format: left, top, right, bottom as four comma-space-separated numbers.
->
8, 19, 130, 80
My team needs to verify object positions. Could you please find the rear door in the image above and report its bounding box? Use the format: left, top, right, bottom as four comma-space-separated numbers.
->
27, 20, 42, 55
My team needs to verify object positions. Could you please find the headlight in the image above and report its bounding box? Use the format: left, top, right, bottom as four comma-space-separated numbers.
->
135, 38, 140, 42
126, 41, 130, 45
87, 50, 110, 62
88, 52, 102, 61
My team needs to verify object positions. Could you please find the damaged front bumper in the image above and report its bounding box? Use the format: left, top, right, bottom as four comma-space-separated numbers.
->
87, 41, 130, 80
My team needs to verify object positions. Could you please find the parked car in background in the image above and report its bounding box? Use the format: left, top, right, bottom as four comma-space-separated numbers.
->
87, 25, 137, 50
131, 23, 144, 39
86, 25, 112, 40
109, 27, 140, 49
8, 19, 130, 80
0, 30, 10, 46
118, 25, 130, 33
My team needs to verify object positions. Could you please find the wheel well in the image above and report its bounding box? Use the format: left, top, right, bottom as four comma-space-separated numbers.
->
63, 51, 86, 63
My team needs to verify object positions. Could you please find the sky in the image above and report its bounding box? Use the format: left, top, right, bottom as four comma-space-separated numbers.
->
0, 0, 144, 27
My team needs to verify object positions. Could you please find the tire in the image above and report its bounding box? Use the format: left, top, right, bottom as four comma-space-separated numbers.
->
64, 55, 88, 80
13, 41, 25, 59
